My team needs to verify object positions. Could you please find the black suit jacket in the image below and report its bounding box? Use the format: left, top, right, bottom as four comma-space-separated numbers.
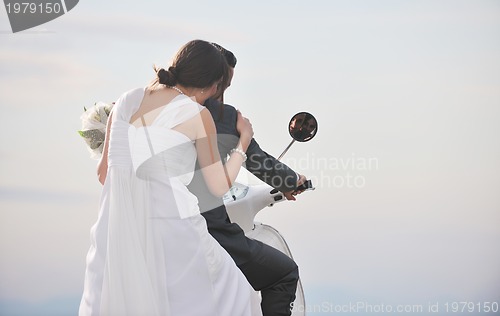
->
187, 98, 298, 265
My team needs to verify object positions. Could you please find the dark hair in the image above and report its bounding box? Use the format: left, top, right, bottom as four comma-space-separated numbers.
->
151, 40, 227, 89
209, 42, 237, 104
211, 42, 237, 68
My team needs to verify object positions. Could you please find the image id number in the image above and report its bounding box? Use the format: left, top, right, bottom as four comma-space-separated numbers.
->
5, 2, 62, 14
444, 302, 499, 313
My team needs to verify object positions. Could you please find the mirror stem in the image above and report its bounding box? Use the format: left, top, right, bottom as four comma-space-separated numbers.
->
277, 139, 296, 161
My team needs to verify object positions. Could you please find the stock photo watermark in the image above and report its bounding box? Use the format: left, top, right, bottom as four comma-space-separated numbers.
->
281, 152, 380, 189
291, 301, 500, 314
3, 0, 79, 33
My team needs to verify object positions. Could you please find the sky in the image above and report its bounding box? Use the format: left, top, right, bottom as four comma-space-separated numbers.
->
1, 0, 500, 315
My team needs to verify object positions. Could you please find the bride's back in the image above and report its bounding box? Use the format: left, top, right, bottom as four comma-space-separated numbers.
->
109, 87, 204, 219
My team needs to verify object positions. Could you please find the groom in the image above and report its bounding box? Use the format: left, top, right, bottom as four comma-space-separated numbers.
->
188, 44, 306, 316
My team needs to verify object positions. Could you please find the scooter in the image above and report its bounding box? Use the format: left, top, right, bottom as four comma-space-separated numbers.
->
223, 112, 318, 316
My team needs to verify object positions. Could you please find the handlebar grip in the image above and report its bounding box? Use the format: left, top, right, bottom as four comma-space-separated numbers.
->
295, 179, 314, 192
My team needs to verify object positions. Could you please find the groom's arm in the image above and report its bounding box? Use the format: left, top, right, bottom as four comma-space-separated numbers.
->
245, 138, 298, 192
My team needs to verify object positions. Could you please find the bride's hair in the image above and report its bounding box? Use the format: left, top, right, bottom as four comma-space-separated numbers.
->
150, 40, 227, 90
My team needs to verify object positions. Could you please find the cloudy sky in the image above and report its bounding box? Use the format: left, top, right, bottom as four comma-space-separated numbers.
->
1, 1, 499, 315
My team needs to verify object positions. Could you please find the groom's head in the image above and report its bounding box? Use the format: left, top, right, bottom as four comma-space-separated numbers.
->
211, 43, 237, 102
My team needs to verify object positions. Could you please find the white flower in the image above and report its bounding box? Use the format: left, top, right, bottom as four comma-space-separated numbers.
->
78, 102, 114, 159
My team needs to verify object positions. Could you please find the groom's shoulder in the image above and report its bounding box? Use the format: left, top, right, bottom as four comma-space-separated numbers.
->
204, 99, 237, 122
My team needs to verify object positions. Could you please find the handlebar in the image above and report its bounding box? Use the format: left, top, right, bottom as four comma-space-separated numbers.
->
295, 179, 315, 192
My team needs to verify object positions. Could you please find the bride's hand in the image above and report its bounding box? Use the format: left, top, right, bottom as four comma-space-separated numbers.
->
236, 111, 253, 150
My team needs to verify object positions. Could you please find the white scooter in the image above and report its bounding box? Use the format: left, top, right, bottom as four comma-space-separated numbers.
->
223, 112, 317, 316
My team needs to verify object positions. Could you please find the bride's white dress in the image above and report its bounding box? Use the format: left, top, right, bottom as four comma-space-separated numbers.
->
79, 87, 261, 316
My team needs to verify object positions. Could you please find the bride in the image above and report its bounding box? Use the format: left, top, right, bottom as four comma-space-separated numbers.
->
79, 40, 262, 316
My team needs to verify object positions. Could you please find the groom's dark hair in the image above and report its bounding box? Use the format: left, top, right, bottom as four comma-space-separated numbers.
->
209, 43, 237, 105
211, 42, 237, 68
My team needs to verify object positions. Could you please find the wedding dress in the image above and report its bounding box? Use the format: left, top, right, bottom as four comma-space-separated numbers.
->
79, 87, 261, 316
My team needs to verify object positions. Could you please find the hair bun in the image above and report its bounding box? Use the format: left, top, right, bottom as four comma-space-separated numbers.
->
168, 66, 177, 77
157, 67, 177, 86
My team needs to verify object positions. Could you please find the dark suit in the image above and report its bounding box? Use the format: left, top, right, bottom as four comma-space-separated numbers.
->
187, 99, 299, 316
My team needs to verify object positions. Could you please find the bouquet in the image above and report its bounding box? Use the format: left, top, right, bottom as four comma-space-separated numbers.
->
78, 102, 114, 159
